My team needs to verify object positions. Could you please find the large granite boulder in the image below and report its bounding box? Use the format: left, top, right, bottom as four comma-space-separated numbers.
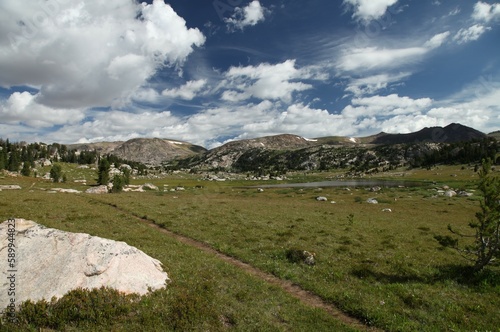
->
0, 219, 169, 309
85, 185, 109, 194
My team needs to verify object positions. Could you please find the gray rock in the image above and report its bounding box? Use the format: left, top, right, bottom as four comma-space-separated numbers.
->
85, 185, 109, 194
303, 251, 316, 266
0, 219, 170, 309
370, 186, 381, 192
0, 185, 21, 190
444, 190, 457, 197
316, 196, 328, 201
366, 198, 378, 204
52, 188, 82, 194
142, 183, 159, 191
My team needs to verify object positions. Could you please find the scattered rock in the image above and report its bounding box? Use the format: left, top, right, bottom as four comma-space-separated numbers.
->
442, 185, 450, 190
382, 208, 392, 212
366, 198, 378, 204
285, 249, 316, 266
175, 186, 185, 191
330, 201, 336, 204
52, 188, 82, 194
457, 191, 473, 197
0, 219, 170, 309
257, 188, 264, 192
123, 185, 145, 192
370, 186, 381, 192
303, 251, 316, 266
444, 190, 457, 197
85, 185, 109, 194
0, 185, 21, 190
316, 196, 328, 201
142, 183, 159, 191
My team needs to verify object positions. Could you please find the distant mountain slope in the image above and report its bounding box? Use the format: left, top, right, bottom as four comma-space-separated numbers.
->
488, 131, 500, 140
179, 123, 493, 171
199, 134, 317, 169
69, 138, 206, 165
368, 123, 486, 145
67, 123, 492, 167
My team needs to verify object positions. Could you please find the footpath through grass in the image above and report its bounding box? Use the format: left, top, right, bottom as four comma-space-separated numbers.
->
93, 166, 499, 331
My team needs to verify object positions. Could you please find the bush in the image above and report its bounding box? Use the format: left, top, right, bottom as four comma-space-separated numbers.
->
2, 287, 138, 330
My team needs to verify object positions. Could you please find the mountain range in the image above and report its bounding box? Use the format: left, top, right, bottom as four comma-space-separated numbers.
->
68, 123, 495, 169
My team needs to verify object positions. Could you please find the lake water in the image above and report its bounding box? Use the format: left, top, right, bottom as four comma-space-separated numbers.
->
252, 179, 424, 189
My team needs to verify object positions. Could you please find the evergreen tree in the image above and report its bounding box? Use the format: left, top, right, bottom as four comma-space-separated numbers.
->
436, 158, 500, 271
21, 162, 31, 177
97, 158, 110, 185
110, 175, 125, 193
50, 164, 63, 182
7, 149, 21, 172
122, 168, 131, 185
0, 148, 6, 170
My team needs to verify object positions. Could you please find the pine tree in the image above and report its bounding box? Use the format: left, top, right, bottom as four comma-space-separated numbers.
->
436, 158, 500, 271
50, 164, 63, 182
7, 148, 21, 172
21, 162, 31, 177
97, 158, 110, 185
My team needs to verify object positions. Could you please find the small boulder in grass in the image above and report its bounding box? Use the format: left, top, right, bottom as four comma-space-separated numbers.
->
316, 196, 328, 201
285, 249, 316, 266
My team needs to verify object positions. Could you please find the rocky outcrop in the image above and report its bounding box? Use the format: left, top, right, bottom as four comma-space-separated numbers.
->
85, 185, 109, 194
0, 219, 169, 309
0, 185, 21, 190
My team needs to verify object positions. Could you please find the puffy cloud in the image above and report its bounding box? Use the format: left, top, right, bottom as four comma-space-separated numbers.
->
454, 24, 491, 44
342, 94, 433, 118
220, 60, 317, 103
48, 110, 181, 144
0, 0, 205, 109
162, 80, 207, 100
0, 92, 85, 127
237, 103, 348, 139
343, 0, 399, 22
472, 1, 500, 22
225, 0, 268, 31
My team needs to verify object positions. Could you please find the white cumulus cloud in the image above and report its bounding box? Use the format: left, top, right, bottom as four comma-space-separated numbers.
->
472, 1, 500, 22
220, 60, 317, 103
225, 0, 268, 31
162, 80, 207, 100
0, 0, 205, 109
344, 0, 399, 22
0, 92, 85, 128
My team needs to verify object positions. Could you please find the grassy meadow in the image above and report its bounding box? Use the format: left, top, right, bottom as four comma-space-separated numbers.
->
0, 164, 499, 331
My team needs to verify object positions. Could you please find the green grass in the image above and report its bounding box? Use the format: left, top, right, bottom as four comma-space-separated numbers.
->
1, 164, 499, 331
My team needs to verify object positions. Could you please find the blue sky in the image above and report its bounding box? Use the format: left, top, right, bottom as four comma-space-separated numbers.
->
0, 0, 499, 148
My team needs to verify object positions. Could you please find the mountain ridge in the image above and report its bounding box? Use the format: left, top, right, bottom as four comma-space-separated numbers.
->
67, 123, 491, 167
